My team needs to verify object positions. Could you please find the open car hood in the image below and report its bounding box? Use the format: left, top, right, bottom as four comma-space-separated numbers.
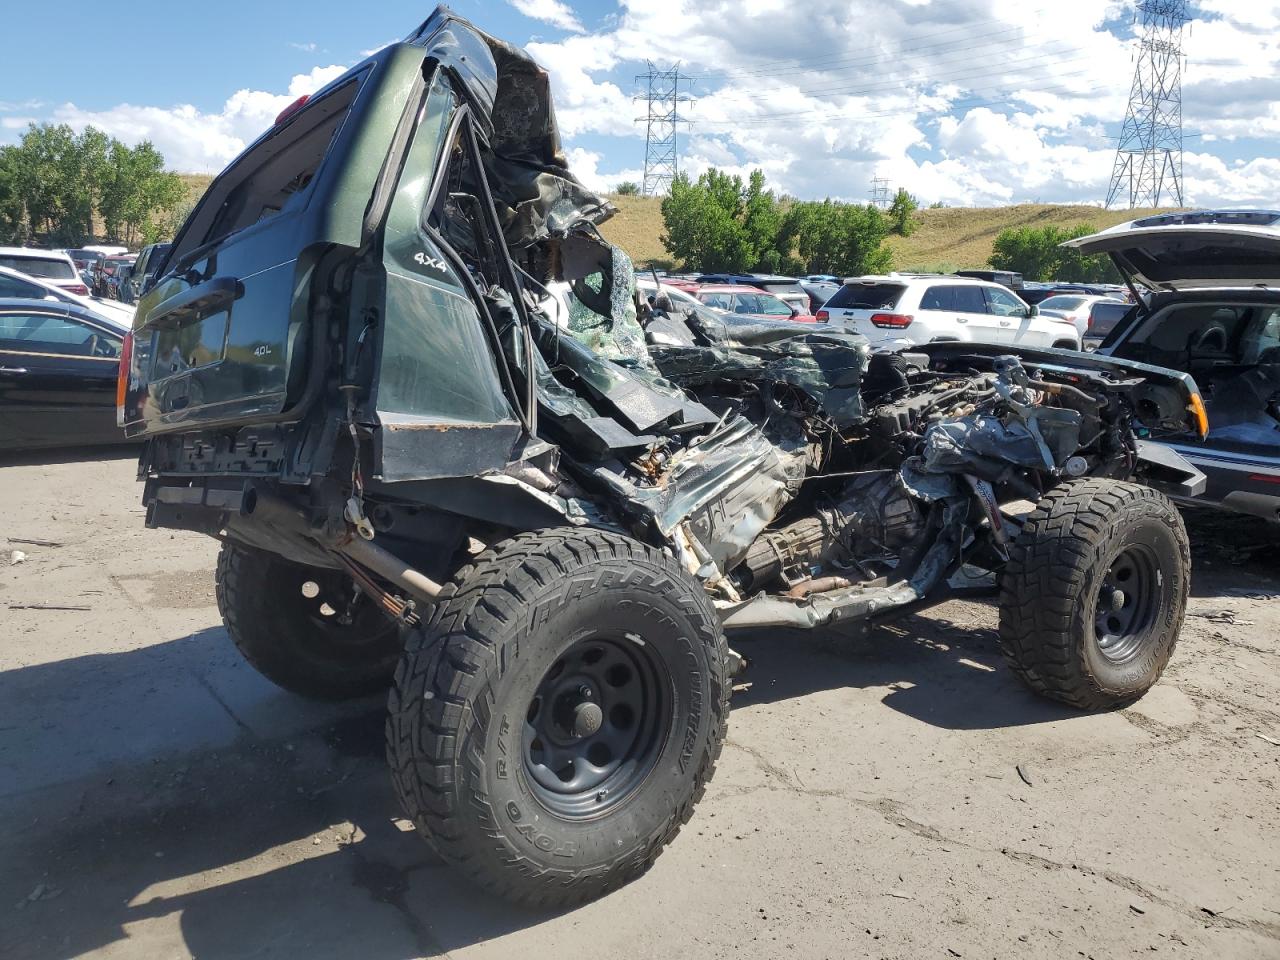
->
1063, 210, 1280, 292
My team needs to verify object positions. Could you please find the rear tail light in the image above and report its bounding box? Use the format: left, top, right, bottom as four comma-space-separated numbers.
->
1248, 473, 1280, 485
275, 94, 310, 126
116, 331, 133, 427
815, 309, 829, 322
870, 312, 913, 329
68, 283, 89, 295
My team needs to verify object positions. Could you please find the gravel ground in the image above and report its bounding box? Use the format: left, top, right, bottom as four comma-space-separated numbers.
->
1, 450, 1278, 960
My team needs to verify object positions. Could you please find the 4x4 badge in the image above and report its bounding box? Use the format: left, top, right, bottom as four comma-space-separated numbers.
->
413, 252, 448, 273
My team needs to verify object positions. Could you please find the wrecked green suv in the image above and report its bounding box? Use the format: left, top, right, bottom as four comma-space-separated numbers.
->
121, 7, 1208, 905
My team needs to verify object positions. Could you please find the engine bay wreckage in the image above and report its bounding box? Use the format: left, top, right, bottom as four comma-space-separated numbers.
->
128, 7, 1209, 906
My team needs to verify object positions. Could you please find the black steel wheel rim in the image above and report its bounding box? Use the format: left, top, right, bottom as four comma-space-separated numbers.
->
1093, 544, 1161, 664
290, 569, 385, 644
522, 634, 671, 820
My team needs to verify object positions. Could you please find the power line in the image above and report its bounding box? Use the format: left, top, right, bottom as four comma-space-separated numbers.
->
869, 177, 893, 209
693, 65, 1114, 127
700, 40, 1107, 107
1106, 0, 1189, 208
634, 62, 694, 196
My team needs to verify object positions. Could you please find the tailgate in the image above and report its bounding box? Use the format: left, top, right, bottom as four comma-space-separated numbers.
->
121, 58, 396, 437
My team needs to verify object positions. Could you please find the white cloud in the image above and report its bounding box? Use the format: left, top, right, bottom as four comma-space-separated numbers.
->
565, 147, 644, 193
289, 41, 318, 52
527, 0, 1280, 208
508, 0, 585, 33
37, 65, 349, 173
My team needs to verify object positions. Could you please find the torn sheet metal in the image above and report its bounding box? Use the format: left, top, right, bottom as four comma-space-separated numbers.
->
651, 330, 873, 429
608, 414, 810, 578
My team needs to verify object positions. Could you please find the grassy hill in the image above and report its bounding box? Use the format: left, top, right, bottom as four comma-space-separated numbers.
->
594, 194, 1166, 273
170, 178, 1158, 275
885, 203, 1168, 273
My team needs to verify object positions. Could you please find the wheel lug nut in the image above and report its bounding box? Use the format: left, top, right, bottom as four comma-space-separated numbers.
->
579, 684, 593, 700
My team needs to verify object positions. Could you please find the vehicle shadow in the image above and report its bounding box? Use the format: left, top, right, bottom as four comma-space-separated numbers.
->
1181, 506, 1280, 598
0, 628, 568, 960
0, 444, 140, 468
731, 605, 1083, 730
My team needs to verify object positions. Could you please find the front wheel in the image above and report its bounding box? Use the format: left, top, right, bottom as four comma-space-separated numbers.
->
997, 479, 1190, 710
386, 528, 729, 907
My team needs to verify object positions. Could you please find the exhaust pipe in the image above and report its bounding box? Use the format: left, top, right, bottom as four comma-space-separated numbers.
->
244, 487, 442, 604
336, 536, 442, 604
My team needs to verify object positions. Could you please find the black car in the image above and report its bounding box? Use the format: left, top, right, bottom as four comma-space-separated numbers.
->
123, 242, 172, 303
1082, 300, 1135, 350
0, 299, 128, 451
955, 268, 1024, 291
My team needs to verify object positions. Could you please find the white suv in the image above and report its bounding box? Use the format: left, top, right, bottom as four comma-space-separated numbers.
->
816, 274, 1082, 351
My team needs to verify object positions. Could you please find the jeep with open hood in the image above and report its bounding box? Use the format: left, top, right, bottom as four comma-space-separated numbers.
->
122, 8, 1208, 905
1066, 210, 1280, 521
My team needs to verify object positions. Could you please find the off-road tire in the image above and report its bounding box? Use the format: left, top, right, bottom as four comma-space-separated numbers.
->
386, 527, 729, 907
998, 479, 1190, 710
215, 543, 402, 701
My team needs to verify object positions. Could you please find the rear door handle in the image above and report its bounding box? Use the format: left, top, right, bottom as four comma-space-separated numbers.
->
0, 366, 29, 375
955, 317, 967, 324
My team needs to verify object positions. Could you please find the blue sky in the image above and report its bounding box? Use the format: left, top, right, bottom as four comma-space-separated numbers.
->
4, 1, 1277, 207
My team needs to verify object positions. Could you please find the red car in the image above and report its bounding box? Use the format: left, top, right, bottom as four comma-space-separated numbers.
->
694, 283, 817, 322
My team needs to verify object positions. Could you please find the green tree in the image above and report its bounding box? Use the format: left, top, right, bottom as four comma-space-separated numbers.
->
778, 199, 893, 276
0, 123, 184, 246
888, 188, 918, 236
660, 169, 763, 273
614, 180, 639, 195
989, 224, 1119, 283
1055, 223, 1122, 283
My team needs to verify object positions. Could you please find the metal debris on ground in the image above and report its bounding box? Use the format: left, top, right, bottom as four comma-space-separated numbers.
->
7, 537, 63, 547
1189, 609, 1255, 625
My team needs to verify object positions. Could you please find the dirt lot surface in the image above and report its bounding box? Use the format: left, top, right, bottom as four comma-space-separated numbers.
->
1, 451, 1278, 960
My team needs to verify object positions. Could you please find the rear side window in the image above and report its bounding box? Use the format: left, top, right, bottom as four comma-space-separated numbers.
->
0, 256, 74, 280
920, 284, 987, 312
919, 286, 955, 310
0, 312, 119, 357
0, 273, 43, 297
826, 283, 904, 310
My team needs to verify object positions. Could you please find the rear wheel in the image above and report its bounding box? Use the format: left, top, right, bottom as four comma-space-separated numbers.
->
997, 479, 1190, 709
386, 528, 729, 907
215, 543, 402, 700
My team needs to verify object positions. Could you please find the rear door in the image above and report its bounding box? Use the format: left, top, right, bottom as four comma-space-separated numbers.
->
0, 308, 122, 449
919, 284, 1003, 343
370, 67, 523, 481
